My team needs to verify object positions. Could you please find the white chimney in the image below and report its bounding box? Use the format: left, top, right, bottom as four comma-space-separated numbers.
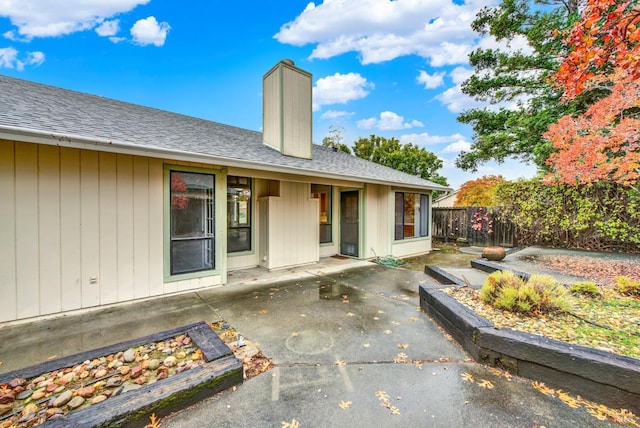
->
263, 59, 312, 159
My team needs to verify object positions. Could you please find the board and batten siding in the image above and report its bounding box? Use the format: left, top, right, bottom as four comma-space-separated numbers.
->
258, 181, 319, 270
0, 141, 168, 322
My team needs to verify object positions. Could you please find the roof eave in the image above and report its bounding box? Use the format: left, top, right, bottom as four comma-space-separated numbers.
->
0, 126, 451, 192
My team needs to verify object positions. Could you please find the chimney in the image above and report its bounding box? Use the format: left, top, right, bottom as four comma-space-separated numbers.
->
263, 59, 312, 159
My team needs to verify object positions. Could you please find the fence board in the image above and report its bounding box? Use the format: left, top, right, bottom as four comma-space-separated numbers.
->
432, 207, 515, 247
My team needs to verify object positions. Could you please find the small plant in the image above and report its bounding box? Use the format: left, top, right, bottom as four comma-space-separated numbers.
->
480, 270, 523, 303
615, 276, 640, 296
480, 271, 570, 315
569, 281, 602, 297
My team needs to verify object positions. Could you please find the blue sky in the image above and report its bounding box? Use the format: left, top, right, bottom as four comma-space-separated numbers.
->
0, 0, 537, 189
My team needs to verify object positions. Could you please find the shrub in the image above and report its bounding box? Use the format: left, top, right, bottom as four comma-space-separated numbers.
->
569, 281, 602, 297
480, 271, 570, 315
480, 270, 523, 304
615, 276, 640, 296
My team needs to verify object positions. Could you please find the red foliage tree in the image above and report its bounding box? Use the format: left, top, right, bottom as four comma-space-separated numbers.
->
545, 0, 640, 192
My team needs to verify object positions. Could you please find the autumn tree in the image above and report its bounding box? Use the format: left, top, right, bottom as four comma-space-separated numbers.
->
456, 0, 582, 171
352, 134, 448, 186
455, 175, 506, 207
545, 0, 640, 193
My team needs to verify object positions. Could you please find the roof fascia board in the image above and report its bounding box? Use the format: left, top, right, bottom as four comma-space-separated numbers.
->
0, 126, 450, 192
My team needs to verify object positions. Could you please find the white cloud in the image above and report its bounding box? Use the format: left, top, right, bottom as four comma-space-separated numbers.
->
357, 111, 423, 131
321, 110, 354, 120
0, 47, 19, 68
25, 50, 45, 66
0, 47, 44, 70
0, 1, 150, 39
434, 66, 485, 113
399, 132, 467, 146
130, 16, 170, 47
275, 0, 489, 66
442, 140, 472, 153
313, 72, 373, 110
417, 70, 445, 89
96, 19, 120, 37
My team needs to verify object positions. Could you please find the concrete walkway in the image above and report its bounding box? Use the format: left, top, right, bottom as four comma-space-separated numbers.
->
0, 258, 620, 427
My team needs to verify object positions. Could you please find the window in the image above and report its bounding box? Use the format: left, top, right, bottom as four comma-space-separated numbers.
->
311, 184, 332, 243
227, 176, 252, 253
395, 192, 429, 240
170, 171, 215, 275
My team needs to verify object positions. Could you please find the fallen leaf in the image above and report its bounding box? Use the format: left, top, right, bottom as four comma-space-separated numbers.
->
258, 309, 268, 315
461, 372, 474, 382
281, 419, 300, 428
532, 381, 555, 396
291, 332, 298, 337
410, 317, 419, 322
384, 329, 392, 335
338, 400, 352, 409
347, 312, 355, 317
336, 360, 346, 366
478, 379, 494, 389
397, 343, 408, 349
47, 355, 57, 360
557, 390, 581, 409
363, 343, 371, 348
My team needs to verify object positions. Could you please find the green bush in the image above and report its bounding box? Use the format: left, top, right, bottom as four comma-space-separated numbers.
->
615, 276, 640, 296
494, 180, 640, 251
569, 281, 602, 297
480, 271, 570, 315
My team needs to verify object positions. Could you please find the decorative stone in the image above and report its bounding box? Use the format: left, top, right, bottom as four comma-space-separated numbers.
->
105, 376, 123, 388
94, 368, 108, 378
0, 403, 12, 416
31, 389, 46, 400
148, 359, 160, 370
163, 356, 177, 367
54, 385, 66, 394
16, 389, 33, 400
46, 383, 59, 393
176, 351, 186, 359
119, 366, 130, 376
53, 390, 73, 407
123, 348, 136, 363
8, 378, 26, 388
67, 396, 85, 410
76, 385, 95, 398
482, 246, 506, 261
58, 372, 76, 385
156, 367, 169, 381
91, 394, 108, 404
130, 366, 143, 379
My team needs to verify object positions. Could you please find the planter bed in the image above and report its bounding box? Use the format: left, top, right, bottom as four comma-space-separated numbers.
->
420, 286, 640, 414
0, 321, 242, 427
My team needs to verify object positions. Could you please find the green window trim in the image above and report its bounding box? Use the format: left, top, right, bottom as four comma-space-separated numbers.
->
394, 191, 430, 241
311, 184, 333, 244
227, 176, 253, 254
163, 165, 224, 282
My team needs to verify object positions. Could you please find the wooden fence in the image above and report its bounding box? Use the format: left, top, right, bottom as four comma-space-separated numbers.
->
432, 207, 516, 247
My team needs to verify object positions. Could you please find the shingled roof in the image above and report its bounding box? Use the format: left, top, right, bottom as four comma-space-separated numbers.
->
0, 74, 449, 191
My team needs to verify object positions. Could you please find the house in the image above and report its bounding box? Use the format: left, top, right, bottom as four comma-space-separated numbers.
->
433, 190, 459, 207
0, 60, 449, 324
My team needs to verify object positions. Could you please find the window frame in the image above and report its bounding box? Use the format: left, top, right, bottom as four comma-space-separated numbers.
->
394, 191, 430, 241
311, 184, 333, 244
227, 175, 253, 254
164, 165, 222, 282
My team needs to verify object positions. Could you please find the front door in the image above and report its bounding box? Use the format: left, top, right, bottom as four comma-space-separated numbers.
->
340, 190, 359, 257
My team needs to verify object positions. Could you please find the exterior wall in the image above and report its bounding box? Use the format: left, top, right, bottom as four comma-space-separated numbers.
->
0, 141, 223, 323
362, 184, 391, 259
258, 181, 319, 270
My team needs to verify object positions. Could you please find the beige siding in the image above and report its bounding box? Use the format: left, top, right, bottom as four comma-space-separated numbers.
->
15, 142, 40, 319
0, 140, 189, 322
38, 145, 62, 315
258, 182, 319, 270
60, 148, 82, 311
362, 184, 391, 259
262, 68, 281, 152
80, 150, 101, 308
281, 66, 312, 159
391, 239, 431, 258
0, 142, 16, 322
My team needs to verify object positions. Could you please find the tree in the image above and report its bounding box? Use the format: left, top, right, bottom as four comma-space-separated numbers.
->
545, 0, 640, 193
321, 125, 352, 154
455, 175, 506, 207
456, 0, 581, 171
352, 135, 448, 186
